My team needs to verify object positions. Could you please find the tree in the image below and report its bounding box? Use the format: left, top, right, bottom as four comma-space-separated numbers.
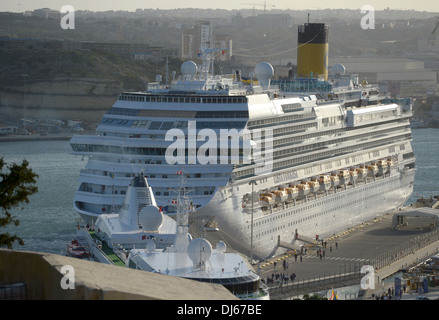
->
0, 157, 38, 249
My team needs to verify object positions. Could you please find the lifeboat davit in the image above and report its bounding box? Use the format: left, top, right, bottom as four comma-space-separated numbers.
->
318, 175, 332, 191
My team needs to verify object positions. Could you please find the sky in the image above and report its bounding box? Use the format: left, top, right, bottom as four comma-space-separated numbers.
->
2, 0, 439, 13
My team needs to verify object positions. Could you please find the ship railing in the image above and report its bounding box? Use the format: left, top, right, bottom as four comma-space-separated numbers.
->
266, 265, 366, 299
112, 247, 128, 264
78, 228, 114, 265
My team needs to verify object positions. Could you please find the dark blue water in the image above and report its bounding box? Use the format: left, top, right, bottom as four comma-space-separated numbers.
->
0, 128, 438, 255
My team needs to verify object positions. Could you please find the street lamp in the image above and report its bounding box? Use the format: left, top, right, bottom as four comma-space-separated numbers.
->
248, 179, 257, 264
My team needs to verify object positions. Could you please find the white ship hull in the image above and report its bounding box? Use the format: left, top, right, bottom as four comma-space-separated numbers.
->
70, 46, 416, 260
193, 168, 414, 259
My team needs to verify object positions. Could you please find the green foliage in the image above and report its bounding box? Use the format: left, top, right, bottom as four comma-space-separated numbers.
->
0, 158, 38, 249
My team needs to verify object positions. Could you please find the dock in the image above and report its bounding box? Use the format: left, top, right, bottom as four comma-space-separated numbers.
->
258, 205, 439, 300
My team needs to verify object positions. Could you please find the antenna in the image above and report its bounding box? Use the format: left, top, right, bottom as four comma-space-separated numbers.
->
172, 170, 195, 252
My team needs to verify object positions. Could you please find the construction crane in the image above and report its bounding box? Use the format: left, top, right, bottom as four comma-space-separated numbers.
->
241, 2, 275, 14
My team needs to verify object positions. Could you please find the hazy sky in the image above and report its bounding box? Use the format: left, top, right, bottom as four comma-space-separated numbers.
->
3, 0, 439, 12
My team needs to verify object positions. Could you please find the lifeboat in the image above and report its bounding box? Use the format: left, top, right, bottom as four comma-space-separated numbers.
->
307, 180, 320, 193
318, 175, 332, 191
66, 240, 91, 259
387, 158, 395, 172
377, 160, 388, 175
286, 186, 299, 199
356, 166, 368, 179
367, 164, 379, 176
274, 189, 288, 202
297, 184, 310, 197
330, 174, 340, 187
338, 170, 350, 183
349, 170, 358, 183
259, 195, 274, 208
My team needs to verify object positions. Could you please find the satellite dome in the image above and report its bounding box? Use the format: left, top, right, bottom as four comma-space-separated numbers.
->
254, 62, 274, 77
138, 205, 163, 231
331, 63, 346, 76
181, 60, 198, 76
254, 62, 274, 87
216, 240, 227, 253
187, 238, 212, 266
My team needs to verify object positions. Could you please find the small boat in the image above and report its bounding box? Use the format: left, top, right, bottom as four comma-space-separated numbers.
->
356, 166, 368, 179
338, 170, 350, 183
260, 195, 274, 207
66, 239, 90, 259
297, 184, 310, 197
318, 175, 332, 191
307, 180, 320, 193
274, 189, 288, 202
367, 164, 379, 177
286, 186, 299, 200
330, 174, 340, 187
377, 160, 388, 175
387, 158, 395, 172
349, 170, 358, 183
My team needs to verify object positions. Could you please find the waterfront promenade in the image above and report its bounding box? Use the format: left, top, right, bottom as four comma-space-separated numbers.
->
258, 206, 439, 299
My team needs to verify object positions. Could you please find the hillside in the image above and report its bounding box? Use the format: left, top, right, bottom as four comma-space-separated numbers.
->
0, 49, 183, 121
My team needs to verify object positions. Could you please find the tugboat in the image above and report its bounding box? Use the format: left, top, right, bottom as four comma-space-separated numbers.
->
66, 238, 90, 259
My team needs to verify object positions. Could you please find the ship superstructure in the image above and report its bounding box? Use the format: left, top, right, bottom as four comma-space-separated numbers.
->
70, 22, 415, 259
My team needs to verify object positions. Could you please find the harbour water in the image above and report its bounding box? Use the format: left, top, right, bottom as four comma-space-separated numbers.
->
0, 128, 438, 255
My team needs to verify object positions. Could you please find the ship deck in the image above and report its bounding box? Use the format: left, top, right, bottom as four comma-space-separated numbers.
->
88, 230, 126, 267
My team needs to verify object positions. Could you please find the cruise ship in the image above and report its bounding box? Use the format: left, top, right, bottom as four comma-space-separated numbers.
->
70, 22, 416, 259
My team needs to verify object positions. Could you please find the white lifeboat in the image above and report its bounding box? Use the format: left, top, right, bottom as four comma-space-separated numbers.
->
367, 164, 379, 176
377, 160, 388, 175
274, 189, 288, 202
356, 166, 368, 179
286, 186, 299, 199
349, 170, 358, 183
338, 170, 350, 182
330, 174, 340, 187
387, 158, 395, 172
307, 180, 320, 193
259, 195, 274, 207
318, 175, 332, 190
297, 184, 310, 197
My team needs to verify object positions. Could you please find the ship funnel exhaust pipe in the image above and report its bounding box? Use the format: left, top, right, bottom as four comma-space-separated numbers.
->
297, 22, 329, 80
